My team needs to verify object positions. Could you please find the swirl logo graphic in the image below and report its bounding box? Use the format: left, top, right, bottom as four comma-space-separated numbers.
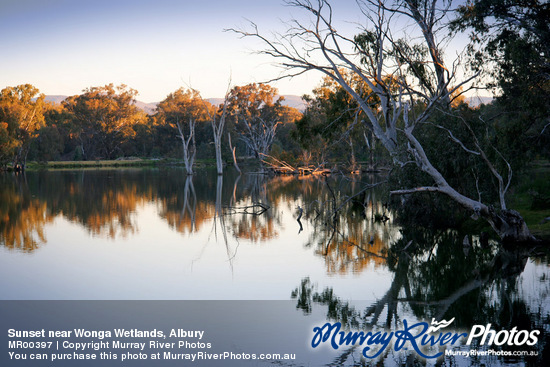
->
426, 318, 455, 333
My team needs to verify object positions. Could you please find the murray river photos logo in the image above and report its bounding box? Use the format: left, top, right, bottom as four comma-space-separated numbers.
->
311, 318, 540, 359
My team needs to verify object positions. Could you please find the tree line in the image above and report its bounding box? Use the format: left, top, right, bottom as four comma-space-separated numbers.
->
0, 82, 303, 173
0, 76, 440, 175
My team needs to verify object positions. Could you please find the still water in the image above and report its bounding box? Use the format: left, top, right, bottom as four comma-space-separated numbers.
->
1, 168, 548, 364
0, 168, 398, 300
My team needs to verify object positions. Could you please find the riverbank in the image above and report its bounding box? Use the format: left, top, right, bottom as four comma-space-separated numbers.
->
508, 161, 550, 239
23, 158, 217, 170
9, 157, 550, 238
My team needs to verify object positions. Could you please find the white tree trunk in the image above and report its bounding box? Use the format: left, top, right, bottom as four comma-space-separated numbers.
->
228, 133, 241, 174
176, 118, 195, 175
214, 135, 223, 175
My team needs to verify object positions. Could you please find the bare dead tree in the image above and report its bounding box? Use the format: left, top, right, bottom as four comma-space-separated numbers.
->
176, 117, 196, 175
228, 0, 535, 242
237, 114, 280, 160
213, 102, 228, 176
196, 87, 231, 176
228, 133, 241, 174
227, 83, 283, 165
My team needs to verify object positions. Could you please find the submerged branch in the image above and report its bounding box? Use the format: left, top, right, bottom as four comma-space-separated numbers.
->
390, 186, 442, 195
223, 203, 270, 216
343, 239, 388, 260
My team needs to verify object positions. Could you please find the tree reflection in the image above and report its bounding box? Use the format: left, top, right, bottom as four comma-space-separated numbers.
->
48, 170, 148, 238
212, 174, 235, 267
1, 169, 291, 250
1, 169, 397, 267
159, 173, 205, 234
228, 173, 280, 242
0, 174, 53, 252
292, 226, 550, 365
297, 175, 397, 274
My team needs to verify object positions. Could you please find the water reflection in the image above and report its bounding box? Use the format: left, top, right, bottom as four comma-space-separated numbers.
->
292, 225, 550, 365
0, 175, 52, 252
1, 169, 548, 364
298, 176, 398, 273
159, 174, 204, 234
2, 170, 318, 251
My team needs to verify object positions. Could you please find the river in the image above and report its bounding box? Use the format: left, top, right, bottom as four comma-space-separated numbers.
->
1, 168, 548, 365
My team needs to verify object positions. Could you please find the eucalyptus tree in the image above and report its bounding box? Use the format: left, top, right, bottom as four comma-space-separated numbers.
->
296, 70, 381, 170
156, 88, 211, 175
227, 83, 284, 161
0, 84, 46, 170
452, 0, 550, 158
63, 84, 146, 160
229, 0, 535, 242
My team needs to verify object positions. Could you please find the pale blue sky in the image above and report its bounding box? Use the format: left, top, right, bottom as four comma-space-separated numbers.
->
0, 0, 470, 102
0, 0, 329, 101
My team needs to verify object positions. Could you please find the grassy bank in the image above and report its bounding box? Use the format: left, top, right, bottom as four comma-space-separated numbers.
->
25, 158, 219, 170
28, 159, 159, 169
19, 157, 550, 239
509, 161, 550, 239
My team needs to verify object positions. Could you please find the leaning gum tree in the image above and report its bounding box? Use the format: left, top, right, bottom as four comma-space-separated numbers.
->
229, 0, 535, 243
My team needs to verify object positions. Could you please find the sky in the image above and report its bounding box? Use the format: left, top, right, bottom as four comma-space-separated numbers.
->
0, 0, 330, 102
0, 0, 473, 102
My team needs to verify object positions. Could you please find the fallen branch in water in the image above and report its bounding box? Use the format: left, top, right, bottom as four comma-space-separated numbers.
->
223, 203, 270, 215
296, 206, 304, 234
261, 153, 332, 175
343, 239, 388, 260
260, 153, 296, 173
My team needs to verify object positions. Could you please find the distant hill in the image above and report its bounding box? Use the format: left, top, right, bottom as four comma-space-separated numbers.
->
42, 94, 496, 113
207, 95, 306, 111
134, 100, 157, 115
206, 98, 224, 107
280, 95, 306, 111
44, 95, 159, 114
44, 94, 305, 115
44, 95, 69, 105
201, 95, 493, 111
465, 96, 493, 107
